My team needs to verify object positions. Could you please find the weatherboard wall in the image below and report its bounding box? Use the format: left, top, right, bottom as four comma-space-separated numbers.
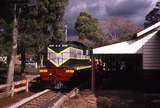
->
143, 32, 160, 70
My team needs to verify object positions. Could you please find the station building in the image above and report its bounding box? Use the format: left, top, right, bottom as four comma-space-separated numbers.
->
93, 22, 160, 92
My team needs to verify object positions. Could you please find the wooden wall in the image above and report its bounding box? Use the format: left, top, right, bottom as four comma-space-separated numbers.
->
143, 32, 160, 70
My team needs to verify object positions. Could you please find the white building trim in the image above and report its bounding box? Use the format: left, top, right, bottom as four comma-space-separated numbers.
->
93, 22, 160, 54
137, 22, 160, 37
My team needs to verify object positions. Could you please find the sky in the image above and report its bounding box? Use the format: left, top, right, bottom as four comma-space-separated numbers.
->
64, 0, 157, 36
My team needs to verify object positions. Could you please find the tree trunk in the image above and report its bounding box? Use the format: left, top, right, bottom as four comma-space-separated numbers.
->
40, 55, 44, 66
7, 4, 18, 84
20, 36, 26, 74
20, 44, 26, 74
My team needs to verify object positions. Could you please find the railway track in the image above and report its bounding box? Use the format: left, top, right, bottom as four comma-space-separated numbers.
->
19, 91, 61, 108
9, 88, 79, 108
9, 90, 63, 108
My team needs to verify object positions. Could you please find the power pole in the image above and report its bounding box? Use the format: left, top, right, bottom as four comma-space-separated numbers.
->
65, 25, 68, 42
91, 48, 95, 92
7, 4, 18, 83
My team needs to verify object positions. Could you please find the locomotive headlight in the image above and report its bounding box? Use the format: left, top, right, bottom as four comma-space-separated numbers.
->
39, 69, 48, 73
66, 70, 74, 73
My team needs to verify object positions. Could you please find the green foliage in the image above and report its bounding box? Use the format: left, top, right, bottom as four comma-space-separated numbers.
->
0, 0, 68, 57
144, 1, 160, 27
17, 0, 68, 53
0, 18, 12, 55
75, 12, 103, 47
0, 0, 68, 56
48, 0, 68, 41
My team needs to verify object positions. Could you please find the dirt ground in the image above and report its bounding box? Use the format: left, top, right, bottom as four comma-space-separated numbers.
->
60, 89, 160, 108
0, 92, 34, 108
0, 89, 160, 108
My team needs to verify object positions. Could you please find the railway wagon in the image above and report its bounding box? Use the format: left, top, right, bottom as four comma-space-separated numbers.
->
39, 41, 91, 88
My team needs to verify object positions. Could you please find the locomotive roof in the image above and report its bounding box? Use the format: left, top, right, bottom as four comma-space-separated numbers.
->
48, 41, 88, 49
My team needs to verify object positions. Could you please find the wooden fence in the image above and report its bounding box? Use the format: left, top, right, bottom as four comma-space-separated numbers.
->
0, 79, 30, 97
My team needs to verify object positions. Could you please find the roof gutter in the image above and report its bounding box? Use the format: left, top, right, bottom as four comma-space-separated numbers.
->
137, 21, 160, 37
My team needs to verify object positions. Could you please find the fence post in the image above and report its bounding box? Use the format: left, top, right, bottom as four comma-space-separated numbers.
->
11, 82, 15, 97
26, 79, 29, 92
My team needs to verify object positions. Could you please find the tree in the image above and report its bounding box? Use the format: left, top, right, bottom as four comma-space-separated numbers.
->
18, 1, 47, 74
7, 4, 18, 84
47, 0, 68, 42
0, 18, 11, 56
99, 16, 140, 44
144, 0, 160, 27
75, 12, 103, 47
17, 0, 68, 73
0, 0, 68, 83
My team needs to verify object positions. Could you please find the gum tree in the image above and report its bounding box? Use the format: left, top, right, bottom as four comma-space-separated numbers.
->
75, 12, 103, 47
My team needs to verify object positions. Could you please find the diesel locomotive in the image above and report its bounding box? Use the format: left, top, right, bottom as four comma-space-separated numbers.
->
39, 41, 91, 89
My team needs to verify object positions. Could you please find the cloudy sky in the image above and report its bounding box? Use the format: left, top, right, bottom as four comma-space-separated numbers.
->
64, 0, 157, 36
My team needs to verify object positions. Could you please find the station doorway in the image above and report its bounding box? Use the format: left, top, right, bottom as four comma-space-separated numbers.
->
94, 54, 143, 90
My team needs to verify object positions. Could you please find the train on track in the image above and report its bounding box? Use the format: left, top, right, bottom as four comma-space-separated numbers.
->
39, 41, 91, 89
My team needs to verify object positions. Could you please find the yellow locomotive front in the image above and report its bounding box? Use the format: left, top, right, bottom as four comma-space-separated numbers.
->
39, 41, 91, 88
